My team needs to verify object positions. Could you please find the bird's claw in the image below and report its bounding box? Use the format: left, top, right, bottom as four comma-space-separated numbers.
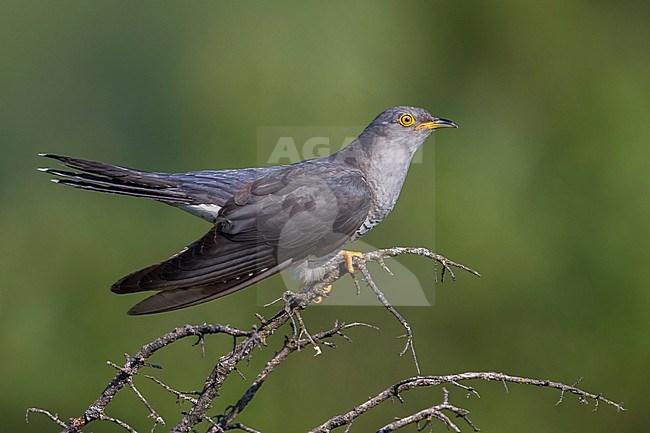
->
341, 250, 365, 274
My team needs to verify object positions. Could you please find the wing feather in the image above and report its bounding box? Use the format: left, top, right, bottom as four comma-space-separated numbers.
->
112, 164, 373, 314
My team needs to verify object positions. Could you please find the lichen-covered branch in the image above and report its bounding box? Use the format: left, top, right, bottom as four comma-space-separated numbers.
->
27, 247, 622, 433
308, 372, 625, 433
48, 323, 250, 432
208, 321, 376, 433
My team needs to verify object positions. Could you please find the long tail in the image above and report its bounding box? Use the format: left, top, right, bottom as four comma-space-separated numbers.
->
39, 153, 199, 205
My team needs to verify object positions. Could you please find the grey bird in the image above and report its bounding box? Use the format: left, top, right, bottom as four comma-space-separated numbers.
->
40, 106, 457, 315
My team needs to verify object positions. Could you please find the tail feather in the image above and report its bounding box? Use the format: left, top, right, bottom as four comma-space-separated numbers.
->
54, 179, 194, 203
40, 153, 166, 183
39, 153, 197, 204
41, 167, 193, 203
39, 153, 267, 217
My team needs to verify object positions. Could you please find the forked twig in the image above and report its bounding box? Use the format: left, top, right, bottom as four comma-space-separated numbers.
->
210, 321, 372, 432
26, 408, 67, 428
307, 372, 624, 433
146, 375, 199, 405
27, 247, 622, 433
357, 262, 421, 374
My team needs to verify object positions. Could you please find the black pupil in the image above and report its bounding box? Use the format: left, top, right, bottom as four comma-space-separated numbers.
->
404, 116, 411, 123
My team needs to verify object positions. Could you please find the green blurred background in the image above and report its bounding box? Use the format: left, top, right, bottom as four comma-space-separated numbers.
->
2, 1, 648, 431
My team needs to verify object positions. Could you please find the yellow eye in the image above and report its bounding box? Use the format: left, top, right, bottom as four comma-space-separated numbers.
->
398, 113, 415, 127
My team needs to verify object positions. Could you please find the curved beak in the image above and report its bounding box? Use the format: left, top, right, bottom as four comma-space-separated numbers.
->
414, 117, 458, 131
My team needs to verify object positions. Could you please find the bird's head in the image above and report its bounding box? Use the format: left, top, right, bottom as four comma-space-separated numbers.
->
360, 106, 457, 153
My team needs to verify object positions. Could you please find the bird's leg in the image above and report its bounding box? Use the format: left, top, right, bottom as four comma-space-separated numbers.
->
302, 251, 362, 304
340, 250, 365, 274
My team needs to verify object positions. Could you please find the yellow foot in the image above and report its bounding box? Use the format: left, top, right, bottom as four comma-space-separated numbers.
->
314, 285, 332, 304
341, 250, 365, 274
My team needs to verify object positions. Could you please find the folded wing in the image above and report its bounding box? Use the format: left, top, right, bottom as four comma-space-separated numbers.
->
114, 165, 372, 314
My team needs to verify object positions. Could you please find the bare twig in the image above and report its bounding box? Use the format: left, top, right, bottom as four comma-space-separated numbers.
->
557, 376, 583, 406
377, 402, 473, 433
294, 309, 322, 355
146, 376, 199, 405
47, 323, 248, 432
307, 372, 624, 433
28, 247, 622, 433
168, 281, 336, 433
357, 262, 420, 374
210, 322, 372, 432
101, 415, 139, 433
377, 388, 478, 433
127, 377, 165, 428
25, 408, 67, 428
227, 423, 263, 433
363, 247, 481, 282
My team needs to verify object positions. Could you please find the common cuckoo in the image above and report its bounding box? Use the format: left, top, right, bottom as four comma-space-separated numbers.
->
40, 106, 457, 314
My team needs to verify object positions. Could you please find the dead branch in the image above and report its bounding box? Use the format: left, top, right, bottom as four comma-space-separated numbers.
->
308, 372, 625, 433
36, 323, 249, 432
27, 247, 623, 433
208, 321, 376, 433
